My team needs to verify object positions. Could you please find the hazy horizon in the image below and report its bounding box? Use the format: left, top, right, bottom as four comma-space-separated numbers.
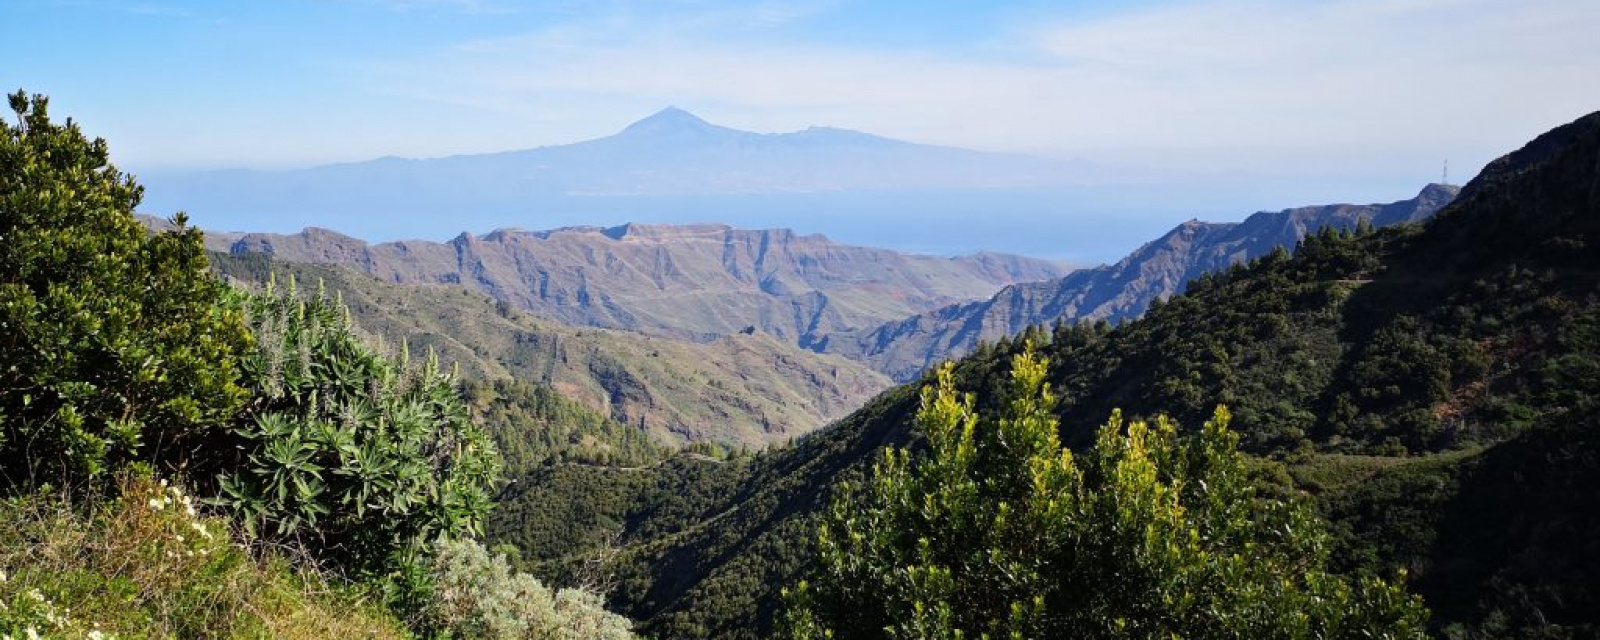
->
9, 0, 1599, 261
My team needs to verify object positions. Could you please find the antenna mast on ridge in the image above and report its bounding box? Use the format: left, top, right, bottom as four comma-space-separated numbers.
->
1442, 159, 1449, 186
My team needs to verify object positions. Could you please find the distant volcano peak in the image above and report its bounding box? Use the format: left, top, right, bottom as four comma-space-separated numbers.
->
619, 106, 720, 137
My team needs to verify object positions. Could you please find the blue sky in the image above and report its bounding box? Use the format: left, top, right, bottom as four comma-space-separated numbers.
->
6, 0, 1600, 251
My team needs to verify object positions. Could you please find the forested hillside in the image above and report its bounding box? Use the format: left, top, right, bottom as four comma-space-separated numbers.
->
489, 111, 1600, 639
8, 82, 1595, 640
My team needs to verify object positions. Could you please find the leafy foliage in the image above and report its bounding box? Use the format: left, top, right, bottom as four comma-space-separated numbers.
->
781, 349, 1426, 639
426, 538, 637, 640
215, 276, 502, 581
0, 91, 250, 487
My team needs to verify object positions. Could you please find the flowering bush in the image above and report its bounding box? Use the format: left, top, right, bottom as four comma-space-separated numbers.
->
216, 278, 501, 583
0, 475, 405, 639
427, 538, 635, 640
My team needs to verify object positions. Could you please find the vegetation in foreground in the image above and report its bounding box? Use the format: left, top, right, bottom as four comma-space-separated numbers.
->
0, 91, 639, 639
0, 475, 408, 639
781, 351, 1426, 639
5, 88, 1598, 640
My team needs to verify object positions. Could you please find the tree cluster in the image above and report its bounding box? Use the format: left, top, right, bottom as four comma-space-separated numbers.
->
781, 348, 1427, 639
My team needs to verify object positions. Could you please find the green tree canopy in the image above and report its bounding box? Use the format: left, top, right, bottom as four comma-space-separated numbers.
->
781, 346, 1427, 639
0, 90, 250, 487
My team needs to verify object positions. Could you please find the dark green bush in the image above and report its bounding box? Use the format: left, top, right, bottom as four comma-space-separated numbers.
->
216, 276, 502, 581
0, 90, 250, 488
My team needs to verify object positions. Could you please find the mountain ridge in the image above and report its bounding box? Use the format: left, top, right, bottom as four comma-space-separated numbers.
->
204, 221, 1072, 344
210, 254, 893, 448
822, 182, 1461, 381
487, 111, 1600, 639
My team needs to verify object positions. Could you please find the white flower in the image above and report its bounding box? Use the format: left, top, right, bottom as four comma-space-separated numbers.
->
0, 568, 7, 582
25, 628, 39, 640
148, 498, 165, 510
88, 630, 106, 640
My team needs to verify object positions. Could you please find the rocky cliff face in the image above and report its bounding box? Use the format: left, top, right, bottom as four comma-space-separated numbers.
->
214, 223, 1071, 343
823, 184, 1460, 381
211, 256, 893, 447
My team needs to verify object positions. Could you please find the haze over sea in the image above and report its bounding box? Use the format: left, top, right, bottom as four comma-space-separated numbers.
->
8, 0, 1599, 262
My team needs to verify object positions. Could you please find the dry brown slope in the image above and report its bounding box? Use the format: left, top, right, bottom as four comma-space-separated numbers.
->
212, 223, 1070, 344
213, 254, 892, 447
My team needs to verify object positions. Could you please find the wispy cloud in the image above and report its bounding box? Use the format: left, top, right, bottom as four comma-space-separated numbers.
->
367, 0, 1600, 180
37, 0, 196, 18
336, 0, 516, 16
39, 0, 1595, 182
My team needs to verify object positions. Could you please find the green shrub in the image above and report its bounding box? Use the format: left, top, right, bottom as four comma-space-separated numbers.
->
0, 91, 249, 488
426, 538, 636, 640
781, 347, 1428, 639
215, 277, 501, 583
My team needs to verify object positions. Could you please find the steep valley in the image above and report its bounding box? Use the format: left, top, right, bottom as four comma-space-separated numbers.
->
487, 111, 1600, 639
211, 254, 892, 448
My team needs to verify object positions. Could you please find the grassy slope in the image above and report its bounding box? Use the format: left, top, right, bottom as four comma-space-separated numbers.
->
0, 477, 408, 639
